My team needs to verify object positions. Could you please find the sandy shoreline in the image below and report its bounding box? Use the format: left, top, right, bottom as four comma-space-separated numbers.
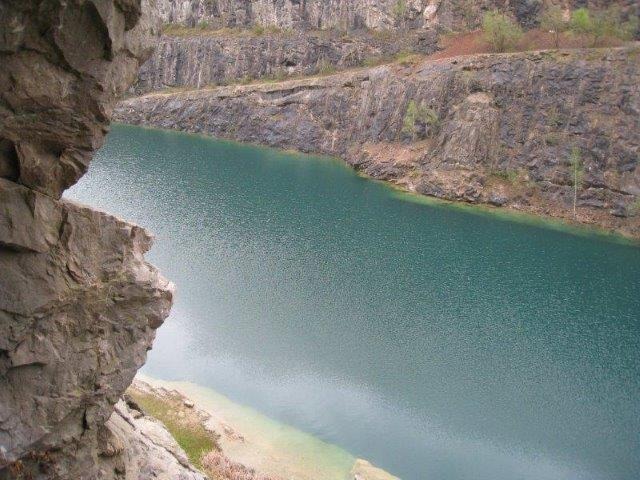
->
132, 374, 399, 480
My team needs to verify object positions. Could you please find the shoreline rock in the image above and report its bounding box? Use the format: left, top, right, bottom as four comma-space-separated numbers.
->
115, 46, 640, 239
130, 376, 399, 480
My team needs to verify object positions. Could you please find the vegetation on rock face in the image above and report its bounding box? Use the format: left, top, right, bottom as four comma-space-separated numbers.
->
482, 11, 523, 52
402, 100, 439, 140
317, 58, 337, 75
569, 146, 584, 218
128, 390, 220, 470
393, 0, 407, 29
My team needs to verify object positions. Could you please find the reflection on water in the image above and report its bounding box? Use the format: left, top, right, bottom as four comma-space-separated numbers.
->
68, 125, 640, 480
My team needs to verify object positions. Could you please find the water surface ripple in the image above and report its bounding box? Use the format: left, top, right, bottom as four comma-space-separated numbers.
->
68, 125, 640, 480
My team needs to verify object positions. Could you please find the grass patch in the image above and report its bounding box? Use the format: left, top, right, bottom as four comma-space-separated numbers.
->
489, 168, 520, 183
128, 390, 219, 470
161, 23, 293, 38
394, 51, 423, 66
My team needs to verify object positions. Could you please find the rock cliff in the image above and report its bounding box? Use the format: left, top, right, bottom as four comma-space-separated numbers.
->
134, 0, 639, 98
134, 29, 437, 94
154, 0, 639, 32
0, 1, 183, 478
116, 47, 640, 237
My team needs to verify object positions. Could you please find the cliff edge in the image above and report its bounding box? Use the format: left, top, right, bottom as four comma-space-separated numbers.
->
115, 47, 640, 238
0, 1, 187, 478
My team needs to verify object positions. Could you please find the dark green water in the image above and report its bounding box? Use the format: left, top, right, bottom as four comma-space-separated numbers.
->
67, 125, 640, 480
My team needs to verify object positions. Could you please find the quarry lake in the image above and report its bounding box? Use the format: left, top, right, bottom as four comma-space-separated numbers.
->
67, 124, 640, 480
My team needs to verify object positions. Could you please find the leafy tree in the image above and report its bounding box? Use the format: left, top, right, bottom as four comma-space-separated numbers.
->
570, 6, 638, 47
539, 4, 568, 48
482, 11, 523, 52
569, 147, 583, 218
570, 7, 592, 38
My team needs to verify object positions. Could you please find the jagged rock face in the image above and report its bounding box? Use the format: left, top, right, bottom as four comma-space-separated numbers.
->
116, 47, 640, 237
0, 1, 175, 478
154, 0, 639, 31
0, 0, 159, 199
134, 29, 437, 94
155, 0, 422, 30
98, 399, 206, 480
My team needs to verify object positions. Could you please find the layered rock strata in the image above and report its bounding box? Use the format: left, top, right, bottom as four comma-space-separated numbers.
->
116, 47, 640, 237
134, 29, 438, 94
154, 0, 639, 32
0, 0, 178, 478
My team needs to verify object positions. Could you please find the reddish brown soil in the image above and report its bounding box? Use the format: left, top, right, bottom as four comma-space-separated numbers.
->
426, 29, 629, 61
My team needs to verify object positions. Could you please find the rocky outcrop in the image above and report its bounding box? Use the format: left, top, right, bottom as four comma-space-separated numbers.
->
116, 47, 640, 237
99, 399, 206, 480
350, 459, 399, 480
0, 0, 177, 478
134, 29, 437, 93
156, 0, 435, 31
135, 0, 640, 92
154, 0, 639, 32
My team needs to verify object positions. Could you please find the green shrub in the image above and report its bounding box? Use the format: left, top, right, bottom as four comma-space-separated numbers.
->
252, 24, 265, 36
482, 11, 523, 52
197, 21, 209, 30
490, 169, 520, 183
539, 5, 568, 48
570, 8, 591, 37
570, 7, 638, 47
395, 51, 421, 66
402, 101, 439, 140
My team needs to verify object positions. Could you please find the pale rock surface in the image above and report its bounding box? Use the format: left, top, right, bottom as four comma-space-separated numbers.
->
0, 0, 178, 478
96, 399, 207, 480
350, 459, 400, 480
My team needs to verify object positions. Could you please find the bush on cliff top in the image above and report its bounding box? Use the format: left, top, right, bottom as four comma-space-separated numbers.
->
483, 11, 523, 52
570, 7, 638, 47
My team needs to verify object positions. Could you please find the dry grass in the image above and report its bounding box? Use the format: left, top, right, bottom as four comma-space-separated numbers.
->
127, 389, 220, 470
202, 452, 276, 480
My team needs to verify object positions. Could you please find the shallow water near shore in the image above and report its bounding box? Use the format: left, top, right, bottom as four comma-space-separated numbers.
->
135, 374, 357, 480
68, 124, 640, 480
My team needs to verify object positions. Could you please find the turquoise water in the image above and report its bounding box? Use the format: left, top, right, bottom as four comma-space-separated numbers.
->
68, 125, 640, 480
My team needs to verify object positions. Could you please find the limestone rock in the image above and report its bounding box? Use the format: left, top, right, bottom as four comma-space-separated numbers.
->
153, 0, 639, 32
0, 0, 158, 198
116, 47, 640, 237
350, 459, 400, 480
0, 199, 174, 476
0, 0, 177, 478
134, 29, 438, 94
97, 399, 207, 480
